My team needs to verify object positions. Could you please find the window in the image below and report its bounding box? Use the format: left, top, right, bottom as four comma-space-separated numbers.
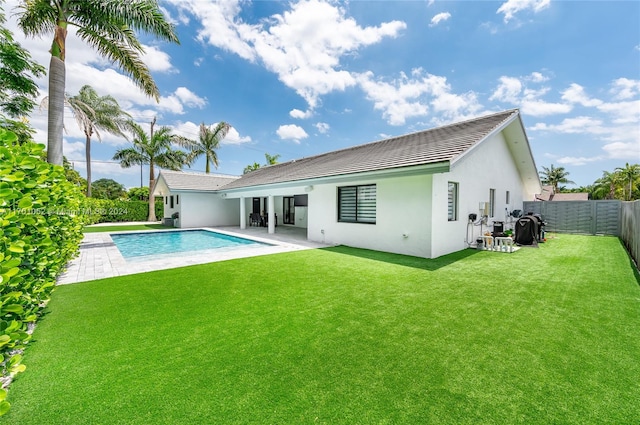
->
338, 184, 376, 224
165, 197, 167, 205
489, 189, 495, 217
176, 195, 179, 205
506, 190, 510, 205
447, 182, 458, 221
170, 196, 174, 209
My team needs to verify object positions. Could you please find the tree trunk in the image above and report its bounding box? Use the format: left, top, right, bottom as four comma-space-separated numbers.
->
85, 133, 92, 197
47, 56, 65, 165
147, 118, 157, 222
148, 180, 156, 222
148, 160, 157, 222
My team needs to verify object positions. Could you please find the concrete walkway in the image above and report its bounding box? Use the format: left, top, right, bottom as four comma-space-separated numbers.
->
57, 226, 331, 285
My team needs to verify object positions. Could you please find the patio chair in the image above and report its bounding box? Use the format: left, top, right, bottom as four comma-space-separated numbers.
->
249, 213, 261, 227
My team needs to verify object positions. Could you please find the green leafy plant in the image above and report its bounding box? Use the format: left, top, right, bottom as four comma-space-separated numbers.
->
0, 128, 84, 415
82, 198, 163, 224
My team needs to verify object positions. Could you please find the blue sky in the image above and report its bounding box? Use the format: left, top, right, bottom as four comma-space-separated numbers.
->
5, 0, 640, 190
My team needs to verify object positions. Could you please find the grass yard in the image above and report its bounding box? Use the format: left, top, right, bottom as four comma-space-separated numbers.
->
83, 223, 170, 233
5, 235, 640, 424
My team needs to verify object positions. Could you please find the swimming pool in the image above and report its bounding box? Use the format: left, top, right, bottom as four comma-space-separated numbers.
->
111, 230, 269, 260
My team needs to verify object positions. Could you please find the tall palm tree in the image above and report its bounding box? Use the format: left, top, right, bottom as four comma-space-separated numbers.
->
67, 85, 130, 197
185, 122, 231, 173
614, 163, 640, 201
17, 0, 178, 166
539, 164, 575, 193
113, 119, 192, 221
592, 171, 621, 200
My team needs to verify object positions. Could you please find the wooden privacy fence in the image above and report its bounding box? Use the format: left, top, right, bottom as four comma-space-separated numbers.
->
522, 200, 621, 236
620, 200, 639, 270
523, 200, 640, 270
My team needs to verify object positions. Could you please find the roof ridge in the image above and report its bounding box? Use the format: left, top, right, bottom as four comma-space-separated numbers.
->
159, 169, 240, 179
268, 109, 519, 168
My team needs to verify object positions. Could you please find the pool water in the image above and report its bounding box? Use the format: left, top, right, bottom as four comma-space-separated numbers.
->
111, 230, 268, 260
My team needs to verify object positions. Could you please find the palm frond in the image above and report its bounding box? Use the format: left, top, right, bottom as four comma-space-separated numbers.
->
112, 147, 146, 168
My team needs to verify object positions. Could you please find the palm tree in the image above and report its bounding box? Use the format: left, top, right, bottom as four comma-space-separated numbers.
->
243, 153, 280, 174
184, 122, 231, 173
614, 163, 640, 201
265, 152, 281, 165
17, 0, 178, 166
539, 164, 575, 193
592, 171, 621, 200
243, 162, 261, 174
113, 118, 191, 221
67, 85, 130, 197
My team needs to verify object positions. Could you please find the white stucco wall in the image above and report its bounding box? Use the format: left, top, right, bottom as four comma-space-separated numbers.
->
174, 192, 240, 228
162, 195, 179, 221
307, 174, 434, 258
429, 131, 527, 257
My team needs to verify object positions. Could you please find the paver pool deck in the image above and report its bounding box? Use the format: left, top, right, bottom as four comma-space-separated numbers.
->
57, 226, 331, 285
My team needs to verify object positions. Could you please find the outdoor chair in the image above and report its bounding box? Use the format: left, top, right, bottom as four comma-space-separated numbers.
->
249, 213, 261, 227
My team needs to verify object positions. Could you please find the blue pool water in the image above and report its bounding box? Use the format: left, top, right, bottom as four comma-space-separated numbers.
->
111, 230, 267, 260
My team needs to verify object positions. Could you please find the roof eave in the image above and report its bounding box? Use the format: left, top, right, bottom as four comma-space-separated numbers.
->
219, 162, 451, 195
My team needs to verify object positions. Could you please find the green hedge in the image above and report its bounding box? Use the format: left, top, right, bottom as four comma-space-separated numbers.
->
82, 198, 163, 224
0, 129, 85, 415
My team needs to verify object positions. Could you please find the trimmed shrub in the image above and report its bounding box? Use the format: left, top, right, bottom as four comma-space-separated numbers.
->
0, 129, 84, 415
82, 198, 163, 224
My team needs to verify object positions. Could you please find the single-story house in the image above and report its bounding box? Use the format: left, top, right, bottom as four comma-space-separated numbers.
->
535, 185, 589, 201
152, 109, 542, 258
152, 170, 240, 228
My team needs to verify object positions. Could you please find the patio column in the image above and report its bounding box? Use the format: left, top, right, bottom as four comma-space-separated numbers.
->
239, 196, 246, 229
268, 195, 275, 234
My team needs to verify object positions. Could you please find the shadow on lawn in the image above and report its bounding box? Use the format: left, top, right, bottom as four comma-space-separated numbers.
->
321, 245, 479, 271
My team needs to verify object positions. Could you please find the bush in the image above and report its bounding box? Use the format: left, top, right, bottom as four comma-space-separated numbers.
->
82, 198, 163, 224
0, 129, 85, 415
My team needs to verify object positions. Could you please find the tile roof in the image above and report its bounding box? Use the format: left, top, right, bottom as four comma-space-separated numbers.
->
548, 193, 590, 201
221, 109, 520, 190
535, 185, 589, 201
158, 169, 239, 191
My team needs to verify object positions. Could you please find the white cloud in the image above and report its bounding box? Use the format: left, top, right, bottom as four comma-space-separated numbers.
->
290, 109, 313, 119
173, 87, 207, 108
224, 127, 252, 145
597, 100, 640, 125
521, 100, 572, 116
556, 156, 602, 166
154, 87, 208, 115
276, 124, 308, 143
530, 116, 608, 135
602, 142, 640, 160
315, 122, 330, 134
62, 140, 86, 161
490, 76, 523, 103
141, 44, 176, 73
490, 74, 573, 116
430, 12, 451, 27
561, 83, 603, 107
171, 121, 251, 145
497, 0, 551, 23
527, 72, 549, 83
609, 78, 640, 100
169, 0, 406, 109
357, 69, 482, 125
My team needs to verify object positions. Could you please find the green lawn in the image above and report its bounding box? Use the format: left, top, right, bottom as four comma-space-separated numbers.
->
5, 235, 640, 424
83, 223, 170, 233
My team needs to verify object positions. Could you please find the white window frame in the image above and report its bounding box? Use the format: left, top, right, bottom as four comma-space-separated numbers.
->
448, 182, 459, 222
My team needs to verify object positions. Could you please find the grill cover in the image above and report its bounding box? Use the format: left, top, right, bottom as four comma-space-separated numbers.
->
514, 216, 538, 245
